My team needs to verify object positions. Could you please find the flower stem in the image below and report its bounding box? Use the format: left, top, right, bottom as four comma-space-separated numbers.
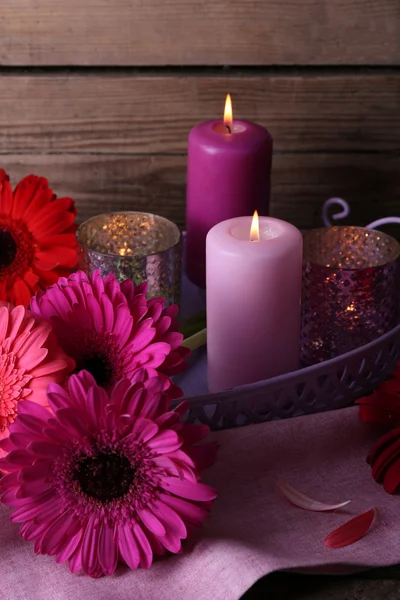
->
182, 328, 207, 351
180, 310, 206, 339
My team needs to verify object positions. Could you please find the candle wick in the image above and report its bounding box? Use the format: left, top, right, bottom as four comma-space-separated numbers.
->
225, 125, 232, 134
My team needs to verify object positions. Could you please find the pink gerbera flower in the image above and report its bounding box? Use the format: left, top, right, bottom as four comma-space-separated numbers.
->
30, 270, 189, 395
0, 370, 217, 577
0, 302, 74, 459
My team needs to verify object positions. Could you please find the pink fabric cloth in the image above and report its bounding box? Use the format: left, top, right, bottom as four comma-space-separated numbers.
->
1, 406, 400, 600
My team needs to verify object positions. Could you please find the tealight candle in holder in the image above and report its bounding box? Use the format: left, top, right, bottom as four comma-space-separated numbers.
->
302, 226, 400, 364
77, 212, 181, 306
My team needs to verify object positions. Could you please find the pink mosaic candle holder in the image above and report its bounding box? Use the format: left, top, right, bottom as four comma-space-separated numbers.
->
301, 226, 400, 365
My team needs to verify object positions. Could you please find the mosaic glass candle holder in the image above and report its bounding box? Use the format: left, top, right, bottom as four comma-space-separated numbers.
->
301, 226, 400, 365
77, 212, 181, 306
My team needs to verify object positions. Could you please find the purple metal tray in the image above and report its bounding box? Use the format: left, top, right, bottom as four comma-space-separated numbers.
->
177, 210, 399, 430
176, 274, 400, 430
178, 324, 399, 429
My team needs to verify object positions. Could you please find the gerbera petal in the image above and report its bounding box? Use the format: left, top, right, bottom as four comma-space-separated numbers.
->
0, 448, 35, 470
133, 342, 171, 369
173, 423, 211, 446
160, 493, 210, 525
98, 521, 118, 576
0, 305, 9, 340
184, 443, 219, 470
12, 175, 49, 220
39, 509, 79, 555
1, 488, 23, 505
134, 523, 153, 569
86, 294, 104, 333
17, 477, 51, 498
113, 306, 133, 348
383, 458, 400, 494
151, 500, 187, 538
68, 540, 84, 574
154, 315, 172, 337
154, 455, 197, 481
0, 436, 18, 453
85, 387, 104, 429
21, 519, 48, 542
8, 305, 26, 340
161, 478, 217, 502
56, 408, 90, 439
100, 294, 115, 332
159, 531, 182, 553
28, 440, 63, 459
155, 401, 189, 428
15, 413, 49, 436
23, 268, 40, 289
147, 430, 182, 453
29, 196, 74, 227
126, 418, 158, 443
118, 523, 140, 570
129, 327, 157, 353
39, 233, 77, 248
81, 517, 102, 577
16, 326, 51, 364
31, 210, 76, 237
18, 461, 53, 482
0, 471, 19, 490
116, 414, 133, 436
0, 174, 13, 215
65, 375, 90, 410
30, 357, 72, 377
35, 247, 77, 269
56, 528, 83, 564
11, 489, 57, 521
12, 278, 33, 309
138, 508, 166, 537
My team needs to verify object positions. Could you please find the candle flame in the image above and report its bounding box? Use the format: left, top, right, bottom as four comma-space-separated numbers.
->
119, 241, 132, 257
250, 210, 260, 242
224, 94, 233, 129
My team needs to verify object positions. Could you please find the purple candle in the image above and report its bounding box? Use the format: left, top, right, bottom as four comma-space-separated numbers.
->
186, 94, 273, 288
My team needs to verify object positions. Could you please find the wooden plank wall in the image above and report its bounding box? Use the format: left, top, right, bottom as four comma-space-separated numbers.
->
0, 1, 399, 232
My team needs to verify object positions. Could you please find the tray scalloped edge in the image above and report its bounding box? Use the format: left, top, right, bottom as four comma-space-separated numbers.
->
177, 323, 400, 430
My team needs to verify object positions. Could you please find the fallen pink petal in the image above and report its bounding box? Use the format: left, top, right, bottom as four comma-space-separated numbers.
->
324, 508, 377, 549
277, 481, 350, 512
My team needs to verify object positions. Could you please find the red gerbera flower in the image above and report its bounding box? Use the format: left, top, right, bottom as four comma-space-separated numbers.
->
356, 362, 400, 425
0, 170, 78, 307
367, 427, 400, 494
358, 362, 400, 494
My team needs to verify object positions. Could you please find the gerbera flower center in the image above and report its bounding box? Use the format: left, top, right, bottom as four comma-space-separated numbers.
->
0, 221, 35, 281
0, 229, 17, 268
81, 354, 113, 389
73, 451, 136, 502
0, 350, 31, 433
75, 333, 123, 390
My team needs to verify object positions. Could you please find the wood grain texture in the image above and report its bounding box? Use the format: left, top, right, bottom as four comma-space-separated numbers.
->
1, 0, 399, 66
0, 74, 399, 154
1, 153, 398, 230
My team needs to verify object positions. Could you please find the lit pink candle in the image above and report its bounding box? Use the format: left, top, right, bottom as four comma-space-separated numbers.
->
186, 94, 273, 289
206, 213, 303, 392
